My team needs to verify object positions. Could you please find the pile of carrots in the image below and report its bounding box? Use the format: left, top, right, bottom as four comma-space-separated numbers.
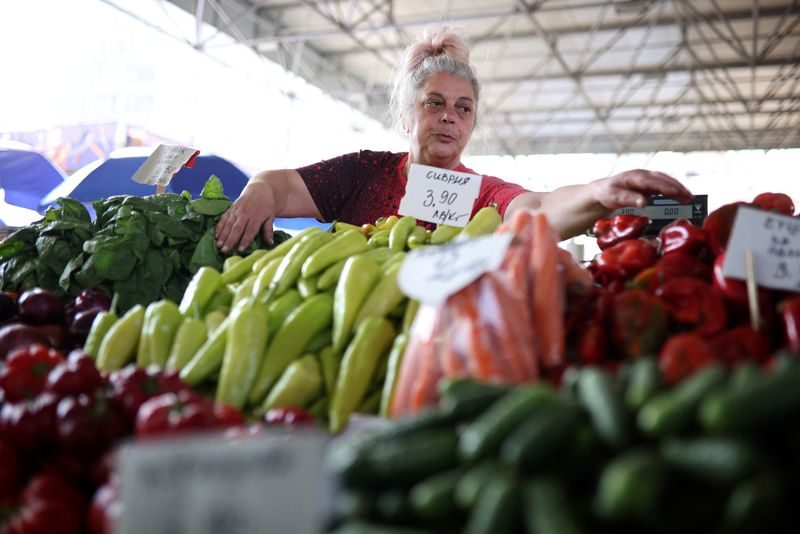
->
390, 210, 592, 417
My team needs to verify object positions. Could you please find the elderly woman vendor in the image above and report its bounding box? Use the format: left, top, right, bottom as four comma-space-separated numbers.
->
216, 26, 692, 253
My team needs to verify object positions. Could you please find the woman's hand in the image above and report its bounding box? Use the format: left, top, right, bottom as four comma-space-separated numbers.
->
215, 179, 277, 253
590, 169, 692, 209
510, 169, 693, 240
215, 169, 322, 253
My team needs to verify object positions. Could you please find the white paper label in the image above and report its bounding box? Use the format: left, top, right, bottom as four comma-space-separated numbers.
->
131, 144, 199, 186
398, 233, 514, 305
721, 206, 800, 293
117, 430, 329, 534
397, 163, 482, 227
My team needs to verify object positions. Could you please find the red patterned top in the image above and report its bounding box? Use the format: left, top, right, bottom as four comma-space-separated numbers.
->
296, 150, 529, 227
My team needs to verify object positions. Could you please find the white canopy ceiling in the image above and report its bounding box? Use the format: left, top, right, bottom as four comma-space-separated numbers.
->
154, 0, 799, 155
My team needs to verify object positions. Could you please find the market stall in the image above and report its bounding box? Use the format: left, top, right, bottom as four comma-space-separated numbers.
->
0, 167, 798, 532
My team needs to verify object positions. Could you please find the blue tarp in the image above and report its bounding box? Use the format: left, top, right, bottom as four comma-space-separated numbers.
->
41, 152, 249, 207
0, 146, 67, 212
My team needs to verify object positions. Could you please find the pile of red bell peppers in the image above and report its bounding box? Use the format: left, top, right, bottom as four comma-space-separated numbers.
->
564, 192, 799, 386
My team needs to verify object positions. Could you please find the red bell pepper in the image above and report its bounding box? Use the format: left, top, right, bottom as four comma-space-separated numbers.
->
711, 254, 774, 326
752, 192, 795, 216
611, 288, 668, 359
592, 214, 650, 250
107, 366, 190, 424
134, 390, 219, 437
657, 333, 715, 385
0, 344, 65, 403
709, 325, 771, 367
263, 407, 315, 427
0, 472, 85, 534
55, 391, 127, 459
593, 238, 658, 280
658, 218, 709, 257
0, 393, 58, 453
655, 278, 727, 337
703, 202, 746, 256
630, 253, 713, 293
779, 296, 800, 354
45, 351, 105, 400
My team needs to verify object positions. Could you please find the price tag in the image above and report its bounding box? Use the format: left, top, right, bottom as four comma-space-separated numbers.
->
722, 206, 800, 293
398, 163, 482, 227
117, 430, 329, 534
131, 144, 200, 187
610, 195, 708, 236
398, 233, 513, 305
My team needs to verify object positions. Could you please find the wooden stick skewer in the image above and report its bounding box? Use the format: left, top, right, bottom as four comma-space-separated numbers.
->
744, 249, 761, 331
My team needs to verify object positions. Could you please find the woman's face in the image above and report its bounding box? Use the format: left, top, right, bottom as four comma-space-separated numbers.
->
405, 71, 476, 170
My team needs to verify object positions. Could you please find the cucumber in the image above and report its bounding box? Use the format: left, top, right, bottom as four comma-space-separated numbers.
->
637, 364, 726, 437
374, 490, 411, 523
522, 477, 585, 534
723, 472, 783, 533
454, 461, 509, 510
459, 384, 554, 463
333, 428, 459, 487
576, 367, 630, 449
409, 467, 464, 521
699, 367, 800, 434
594, 448, 665, 521
437, 379, 511, 421
463, 472, 520, 534
729, 361, 767, 391
500, 397, 583, 470
624, 356, 661, 410
660, 437, 760, 485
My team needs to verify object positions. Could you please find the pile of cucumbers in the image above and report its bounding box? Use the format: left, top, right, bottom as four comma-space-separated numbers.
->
327, 356, 800, 534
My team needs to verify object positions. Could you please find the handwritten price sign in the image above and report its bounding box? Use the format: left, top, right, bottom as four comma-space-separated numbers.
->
398, 233, 513, 305
131, 145, 199, 187
722, 206, 800, 293
398, 163, 482, 227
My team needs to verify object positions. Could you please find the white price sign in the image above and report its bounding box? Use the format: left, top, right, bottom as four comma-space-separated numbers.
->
398, 233, 513, 305
398, 163, 482, 227
722, 206, 800, 293
117, 431, 329, 534
131, 144, 199, 187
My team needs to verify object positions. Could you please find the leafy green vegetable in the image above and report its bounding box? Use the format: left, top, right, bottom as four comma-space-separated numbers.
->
200, 174, 225, 200
0, 176, 283, 311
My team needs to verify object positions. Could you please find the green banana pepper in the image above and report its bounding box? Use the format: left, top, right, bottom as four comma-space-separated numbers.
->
367, 229, 390, 248
265, 231, 334, 302
353, 253, 407, 327
380, 333, 409, 417
96, 304, 146, 372
406, 225, 429, 249
301, 229, 369, 279
430, 224, 461, 244
137, 300, 183, 369
461, 205, 502, 238
165, 316, 208, 371
179, 315, 231, 386
332, 254, 381, 355
251, 256, 283, 300
266, 289, 303, 338
261, 354, 323, 413
250, 226, 323, 274
220, 248, 268, 285
297, 276, 319, 299
329, 316, 396, 432
178, 266, 222, 316
318, 345, 340, 395
83, 294, 119, 358
248, 292, 334, 405
216, 301, 270, 409
388, 215, 417, 252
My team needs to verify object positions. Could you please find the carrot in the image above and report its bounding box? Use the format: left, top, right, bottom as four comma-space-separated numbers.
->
530, 213, 566, 369
484, 273, 539, 381
476, 274, 529, 383
457, 282, 510, 381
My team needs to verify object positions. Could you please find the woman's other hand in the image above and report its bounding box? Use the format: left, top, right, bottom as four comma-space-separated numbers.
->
590, 169, 692, 210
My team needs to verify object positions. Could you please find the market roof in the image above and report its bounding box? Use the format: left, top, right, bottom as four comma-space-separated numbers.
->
163, 0, 800, 155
